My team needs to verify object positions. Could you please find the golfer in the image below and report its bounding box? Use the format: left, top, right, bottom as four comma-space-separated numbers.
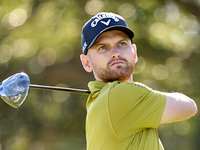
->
80, 12, 197, 150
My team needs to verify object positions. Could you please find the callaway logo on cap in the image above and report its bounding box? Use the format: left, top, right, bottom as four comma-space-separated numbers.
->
81, 12, 134, 54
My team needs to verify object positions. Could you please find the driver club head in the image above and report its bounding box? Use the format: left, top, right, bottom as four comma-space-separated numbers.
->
0, 72, 30, 108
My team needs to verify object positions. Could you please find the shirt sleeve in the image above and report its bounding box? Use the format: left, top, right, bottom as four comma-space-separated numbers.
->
108, 82, 166, 139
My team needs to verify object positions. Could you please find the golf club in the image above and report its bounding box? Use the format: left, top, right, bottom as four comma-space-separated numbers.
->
0, 72, 30, 108
0, 72, 90, 108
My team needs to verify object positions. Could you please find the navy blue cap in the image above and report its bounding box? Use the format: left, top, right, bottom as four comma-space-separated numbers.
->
81, 12, 134, 54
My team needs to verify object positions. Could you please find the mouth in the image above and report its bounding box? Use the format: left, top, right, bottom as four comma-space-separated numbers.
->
109, 59, 127, 67
111, 61, 125, 66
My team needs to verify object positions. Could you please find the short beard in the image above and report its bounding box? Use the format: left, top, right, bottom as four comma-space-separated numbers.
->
92, 58, 134, 82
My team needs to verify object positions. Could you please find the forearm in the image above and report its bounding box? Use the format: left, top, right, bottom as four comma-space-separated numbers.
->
160, 92, 198, 124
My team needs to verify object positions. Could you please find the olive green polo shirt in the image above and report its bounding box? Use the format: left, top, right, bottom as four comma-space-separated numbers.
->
86, 81, 166, 150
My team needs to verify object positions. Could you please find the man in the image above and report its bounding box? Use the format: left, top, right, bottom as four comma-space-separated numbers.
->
80, 12, 197, 150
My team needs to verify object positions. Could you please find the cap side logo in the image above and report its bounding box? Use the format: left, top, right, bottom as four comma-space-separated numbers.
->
101, 19, 111, 26
83, 42, 87, 51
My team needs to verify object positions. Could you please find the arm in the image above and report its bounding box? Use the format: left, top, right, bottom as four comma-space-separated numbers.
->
160, 92, 197, 124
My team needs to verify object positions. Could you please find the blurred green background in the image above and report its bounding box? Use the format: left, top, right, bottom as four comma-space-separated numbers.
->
0, 0, 200, 149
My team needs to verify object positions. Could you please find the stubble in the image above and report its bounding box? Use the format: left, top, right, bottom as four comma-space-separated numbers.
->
92, 58, 134, 82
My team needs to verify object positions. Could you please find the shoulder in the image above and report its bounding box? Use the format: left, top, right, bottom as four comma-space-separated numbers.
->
109, 81, 152, 96
108, 81, 166, 106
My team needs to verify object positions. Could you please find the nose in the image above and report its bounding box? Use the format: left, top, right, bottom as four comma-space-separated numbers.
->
111, 47, 120, 59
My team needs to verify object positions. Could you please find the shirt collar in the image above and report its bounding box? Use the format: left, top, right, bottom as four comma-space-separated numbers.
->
88, 81, 107, 94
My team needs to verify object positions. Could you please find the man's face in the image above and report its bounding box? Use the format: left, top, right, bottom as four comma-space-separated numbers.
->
81, 30, 138, 82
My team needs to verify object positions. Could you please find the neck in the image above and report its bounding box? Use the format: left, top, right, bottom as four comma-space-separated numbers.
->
96, 75, 133, 83
121, 75, 133, 82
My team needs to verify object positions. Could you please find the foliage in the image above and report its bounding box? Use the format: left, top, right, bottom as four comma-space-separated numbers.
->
0, 0, 199, 149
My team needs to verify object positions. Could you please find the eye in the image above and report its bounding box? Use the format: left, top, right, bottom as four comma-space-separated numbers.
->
99, 45, 107, 51
119, 41, 127, 47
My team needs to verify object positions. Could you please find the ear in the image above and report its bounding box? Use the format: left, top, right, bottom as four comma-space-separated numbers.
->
80, 54, 93, 72
132, 44, 138, 63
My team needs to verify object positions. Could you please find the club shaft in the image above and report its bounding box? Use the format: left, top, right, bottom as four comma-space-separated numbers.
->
30, 84, 90, 95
